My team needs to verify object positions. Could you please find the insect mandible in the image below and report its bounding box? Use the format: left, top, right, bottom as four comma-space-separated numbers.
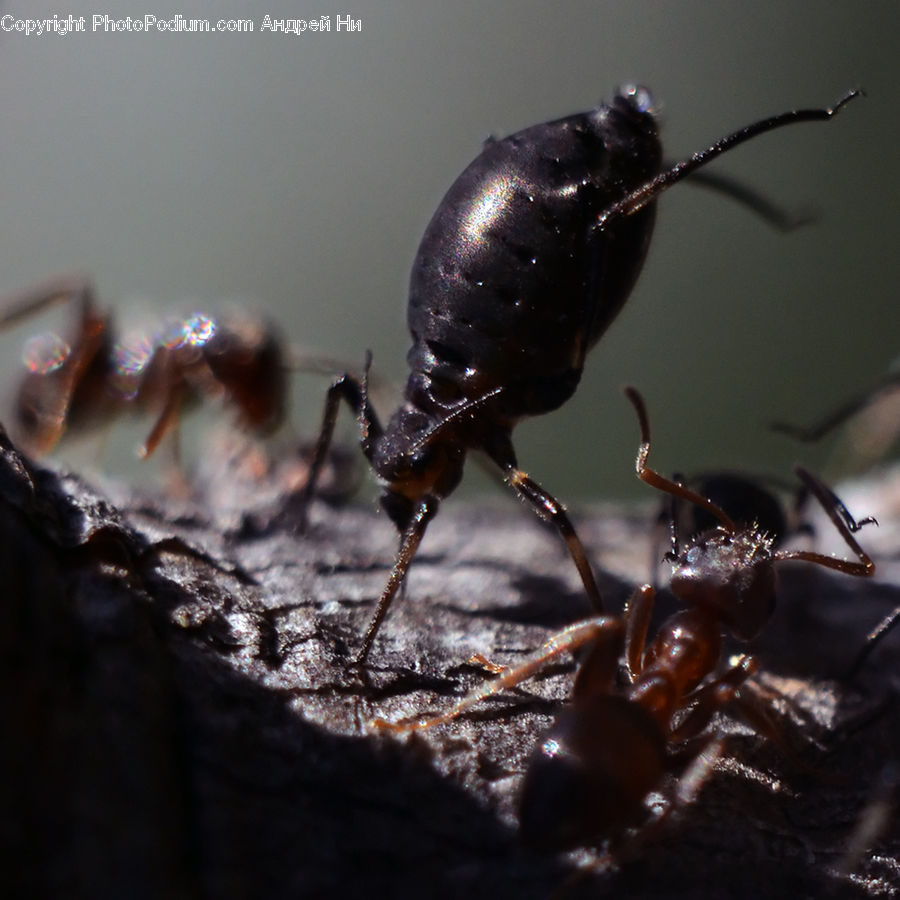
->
303, 86, 861, 666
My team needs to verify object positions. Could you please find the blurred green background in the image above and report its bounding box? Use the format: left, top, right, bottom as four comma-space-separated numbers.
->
0, 0, 897, 500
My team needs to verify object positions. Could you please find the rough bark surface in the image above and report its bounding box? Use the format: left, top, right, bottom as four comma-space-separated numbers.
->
2, 428, 899, 899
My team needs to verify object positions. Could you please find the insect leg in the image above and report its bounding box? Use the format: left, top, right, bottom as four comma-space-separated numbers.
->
353, 494, 438, 666
605, 733, 727, 868
370, 615, 623, 733
682, 168, 816, 232
0, 273, 95, 330
775, 466, 875, 577
772, 373, 900, 442
668, 655, 758, 744
503, 465, 604, 613
621, 584, 655, 682
300, 352, 383, 530
479, 423, 602, 611
847, 606, 900, 679
139, 378, 187, 459
596, 90, 860, 229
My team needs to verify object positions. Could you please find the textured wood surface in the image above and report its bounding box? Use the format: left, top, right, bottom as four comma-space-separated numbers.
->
2, 429, 899, 899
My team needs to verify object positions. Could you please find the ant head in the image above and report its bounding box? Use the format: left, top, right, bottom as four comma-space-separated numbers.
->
669, 527, 777, 641
201, 315, 287, 434
373, 406, 465, 529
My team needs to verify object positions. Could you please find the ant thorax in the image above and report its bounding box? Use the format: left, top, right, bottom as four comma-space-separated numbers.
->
669, 527, 777, 641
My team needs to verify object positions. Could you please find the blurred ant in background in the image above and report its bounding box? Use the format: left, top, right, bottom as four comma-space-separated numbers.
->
375, 387, 875, 858
0, 274, 363, 503
0, 274, 288, 461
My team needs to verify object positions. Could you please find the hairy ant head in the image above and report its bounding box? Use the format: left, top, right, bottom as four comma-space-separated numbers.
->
669, 528, 777, 641
626, 385, 779, 639
626, 387, 875, 641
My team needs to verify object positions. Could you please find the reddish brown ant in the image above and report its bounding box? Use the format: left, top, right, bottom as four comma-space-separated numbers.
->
0, 274, 288, 461
374, 387, 875, 855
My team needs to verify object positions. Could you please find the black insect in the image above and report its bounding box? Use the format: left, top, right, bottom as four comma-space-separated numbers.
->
303, 86, 860, 666
374, 387, 876, 855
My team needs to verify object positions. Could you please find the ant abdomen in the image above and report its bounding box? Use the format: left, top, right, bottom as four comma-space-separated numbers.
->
519, 696, 666, 851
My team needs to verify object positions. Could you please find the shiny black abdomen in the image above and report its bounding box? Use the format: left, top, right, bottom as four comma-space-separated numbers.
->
406, 99, 662, 426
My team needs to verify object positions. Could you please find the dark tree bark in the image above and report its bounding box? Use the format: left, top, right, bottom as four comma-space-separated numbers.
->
1, 428, 899, 899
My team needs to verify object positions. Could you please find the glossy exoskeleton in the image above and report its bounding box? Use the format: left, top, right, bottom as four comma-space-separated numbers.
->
304, 87, 860, 665
375, 387, 875, 854
0, 275, 287, 459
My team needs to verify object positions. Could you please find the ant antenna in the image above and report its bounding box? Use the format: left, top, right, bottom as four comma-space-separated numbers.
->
624, 386, 737, 533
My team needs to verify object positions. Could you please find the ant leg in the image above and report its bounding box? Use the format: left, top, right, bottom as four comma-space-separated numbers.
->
774, 466, 875, 577
6, 278, 110, 456
0, 273, 95, 330
624, 387, 736, 532
771, 374, 900, 443
502, 466, 604, 613
353, 494, 438, 667
835, 764, 899, 879
667, 656, 758, 744
482, 433, 602, 613
847, 606, 900, 679
607, 733, 727, 867
681, 168, 816, 232
371, 615, 624, 733
139, 381, 186, 459
622, 584, 655, 681
596, 90, 860, 229
676, 659, 822, 777
299, 352, 383, 530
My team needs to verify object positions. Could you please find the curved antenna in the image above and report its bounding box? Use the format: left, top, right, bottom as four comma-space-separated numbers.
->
596, 90, 861, 230
624, 386, 737, 533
